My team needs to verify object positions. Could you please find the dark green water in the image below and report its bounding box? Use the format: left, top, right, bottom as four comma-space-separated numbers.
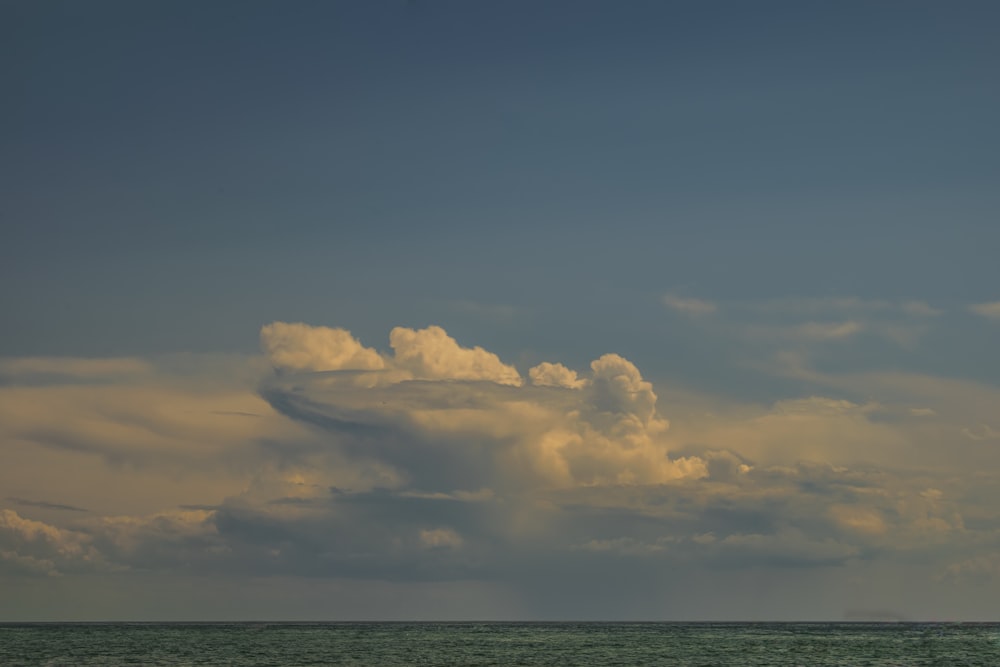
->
2, 622, 999, 666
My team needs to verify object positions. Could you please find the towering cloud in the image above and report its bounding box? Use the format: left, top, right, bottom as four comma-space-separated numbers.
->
259, 322, 702, 489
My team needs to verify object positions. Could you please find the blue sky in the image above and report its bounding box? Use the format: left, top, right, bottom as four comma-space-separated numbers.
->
2, 0, 1000, 620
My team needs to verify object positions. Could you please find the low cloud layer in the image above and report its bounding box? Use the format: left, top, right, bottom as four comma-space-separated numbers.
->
2, 321, 1000, 620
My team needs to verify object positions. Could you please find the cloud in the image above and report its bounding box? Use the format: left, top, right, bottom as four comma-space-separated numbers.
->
259, 327, 704, 491
575, 537, 673, 556
754, 359, 1000, 473
0, 510, 102, 576
261, 322, 522, 386
662, 294, 717, 316
6, 498, 88, 513
961, 424, 1000, 441
419, 528, 464, 550
0, 354, 319, 521
942, 553, 1000, 583
969, 301, 1000, 320
675, 394, 904, 467
746, 320, 864, 342
529, 362, 587, 389
92, 509, 223, 571
745, 297, 891, 314
695, 296, 945, 353
788, 321, 863, 341
0, 357, 154, 387
828, 505, 887, 536
260, 322, 385, 372
744, 297, 940, 318
709, 529, 860, 568
389, 325, 522, 386
3, 318, 1000, 618
900, 301, 943, 317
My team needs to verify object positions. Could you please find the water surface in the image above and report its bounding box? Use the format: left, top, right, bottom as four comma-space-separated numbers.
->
2, 621, 998, 666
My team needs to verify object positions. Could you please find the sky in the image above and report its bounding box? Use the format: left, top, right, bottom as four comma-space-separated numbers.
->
2, 0, 1000, 621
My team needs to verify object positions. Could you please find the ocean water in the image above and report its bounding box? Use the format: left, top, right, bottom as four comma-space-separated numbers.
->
1, 622, 999, 666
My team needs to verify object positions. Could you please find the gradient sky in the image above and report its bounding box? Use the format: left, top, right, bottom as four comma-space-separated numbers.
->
2, 0, 1000, 620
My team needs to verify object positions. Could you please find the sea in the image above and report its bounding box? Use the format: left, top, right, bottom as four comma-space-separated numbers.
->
1, 622, 999, 666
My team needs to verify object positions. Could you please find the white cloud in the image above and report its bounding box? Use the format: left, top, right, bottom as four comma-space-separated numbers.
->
389, 325, 522, 386
529, 362, 587, 389
261, 322, 523, 386
260, 322, 385, 372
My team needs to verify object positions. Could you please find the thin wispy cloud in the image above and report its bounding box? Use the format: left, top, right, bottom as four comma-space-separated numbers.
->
969, 301, 1000, 320
5, 497, 88, 513
662, 294, 717, 316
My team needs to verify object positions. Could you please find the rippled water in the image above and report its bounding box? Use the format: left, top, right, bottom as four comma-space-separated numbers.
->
2, 622, 999, 666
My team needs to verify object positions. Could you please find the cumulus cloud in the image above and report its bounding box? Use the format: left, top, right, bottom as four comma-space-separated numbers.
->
0, 510, 102, 576
261, 322, 522, 386
259, 325, 703, 490
260, 322, 385, 372
529, 362, 587, 389
389, 325, 521, 386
